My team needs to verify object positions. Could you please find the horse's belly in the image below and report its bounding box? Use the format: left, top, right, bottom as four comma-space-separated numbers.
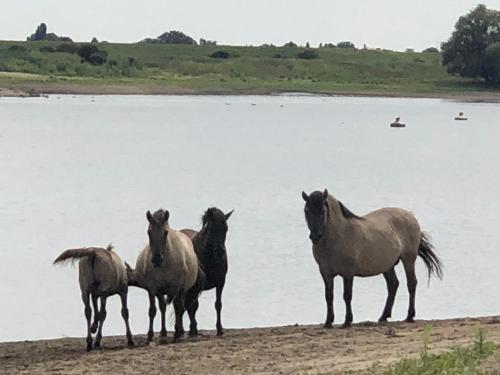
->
356, 251, 400, 277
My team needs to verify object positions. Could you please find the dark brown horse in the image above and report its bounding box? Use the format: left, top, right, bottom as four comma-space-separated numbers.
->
181, 207, 233, 336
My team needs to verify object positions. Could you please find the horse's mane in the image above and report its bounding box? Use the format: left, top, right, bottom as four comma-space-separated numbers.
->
338, 200, 364, 220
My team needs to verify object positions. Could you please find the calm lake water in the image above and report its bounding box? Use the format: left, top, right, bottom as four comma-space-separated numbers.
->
1, 94, 499, 343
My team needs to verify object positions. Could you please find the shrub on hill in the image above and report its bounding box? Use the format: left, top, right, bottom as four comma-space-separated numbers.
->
337, 41, 355, 49
297, 49, 319, 59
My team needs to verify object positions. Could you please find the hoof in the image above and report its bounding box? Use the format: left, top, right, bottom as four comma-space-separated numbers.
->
323, 323, 333, 329
93, 342, 101, 350
217, 331, 224, 337
86, 343, 93, 352
160, 330, 167, 338
405, 318, 415, 323
189, 330, 199, 337
341, 322, 352, 329
128, 340, 135, 348
378, 317, 388, 323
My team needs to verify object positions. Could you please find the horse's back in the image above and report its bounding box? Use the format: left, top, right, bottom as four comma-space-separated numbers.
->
361, 207, 421, 257
180, 228, 198, 240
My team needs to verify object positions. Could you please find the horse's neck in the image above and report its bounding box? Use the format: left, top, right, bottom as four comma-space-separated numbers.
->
325, 197, 346, 239
196, 227, 224, 258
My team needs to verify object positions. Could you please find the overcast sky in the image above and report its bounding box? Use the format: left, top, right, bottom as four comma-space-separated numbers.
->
1, 0, 500, 50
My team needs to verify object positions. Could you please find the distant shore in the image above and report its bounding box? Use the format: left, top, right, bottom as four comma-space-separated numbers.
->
2, 84, 500, 102
2, 316, 500, 374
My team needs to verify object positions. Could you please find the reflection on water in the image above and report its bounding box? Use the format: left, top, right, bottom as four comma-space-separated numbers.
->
0, 94, 499, 342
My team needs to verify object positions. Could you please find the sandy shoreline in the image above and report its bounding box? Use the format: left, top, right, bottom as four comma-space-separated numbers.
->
2, 84, 500, 102
2, 316, 500, 374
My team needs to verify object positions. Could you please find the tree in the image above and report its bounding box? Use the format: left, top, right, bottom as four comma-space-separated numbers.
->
337, 41, 355, 49
77, 44, 108, 65
91, 37, 99, 43
441, 4, 500, 82
200, 38, 217, 45
485, 42, 500, 82
306, 42, 310, 48
283, 41, 298, 47
157, 30, 197, 44
422, 47, 439, 53
28, 23, 47, 41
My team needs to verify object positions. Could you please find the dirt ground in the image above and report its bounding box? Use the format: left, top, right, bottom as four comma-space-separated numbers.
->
2, 316, 500, 374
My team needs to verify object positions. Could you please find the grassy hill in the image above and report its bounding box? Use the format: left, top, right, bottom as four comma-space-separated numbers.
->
0, 40, 495, 97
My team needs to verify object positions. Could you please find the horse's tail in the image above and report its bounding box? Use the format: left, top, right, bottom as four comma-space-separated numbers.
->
53, 248, 98, 266
418, 232, 443, 282
124, 261, 140, 287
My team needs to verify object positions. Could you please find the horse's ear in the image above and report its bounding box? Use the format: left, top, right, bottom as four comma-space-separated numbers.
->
225, 209, 234, 220
323, 189, 329, 199
146, 210, 153, 223
302, 191, 309, 202
163, 210, 170, 223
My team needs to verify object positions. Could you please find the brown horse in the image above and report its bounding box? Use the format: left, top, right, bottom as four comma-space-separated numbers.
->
128, 209, 200, 341
53, 245, 134, 351
302, 189, 443, 328
181, 207, 233, 336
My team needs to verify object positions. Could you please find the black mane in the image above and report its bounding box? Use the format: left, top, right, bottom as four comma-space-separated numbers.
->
202, 207, 227, 229
338, 201, 364, 220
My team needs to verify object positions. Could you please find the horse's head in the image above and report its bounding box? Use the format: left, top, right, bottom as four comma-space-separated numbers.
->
302, 189, 329, 244
146, 209, 170, 268
202, 207, 233, 250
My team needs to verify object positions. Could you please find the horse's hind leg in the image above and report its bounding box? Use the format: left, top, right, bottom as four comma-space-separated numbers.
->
215, 283, 225, 336
173, 293, 186, 342
157, 294, 167, 337
120, 291, 134, 347
342, 276, 353, 328
82, 291, 93, 351
94, 296, 107, 349
402, 258, 417, 322
90, 294, 99, 334
379, 267, 399, 323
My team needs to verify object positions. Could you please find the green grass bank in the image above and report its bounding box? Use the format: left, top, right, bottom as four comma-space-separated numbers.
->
0, 40, 499, 98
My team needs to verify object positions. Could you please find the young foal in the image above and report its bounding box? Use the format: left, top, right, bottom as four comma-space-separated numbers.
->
53, 245, 134, 351
130, 209, 200, 341
181, 207, 233, 336
302, 189, 443, 328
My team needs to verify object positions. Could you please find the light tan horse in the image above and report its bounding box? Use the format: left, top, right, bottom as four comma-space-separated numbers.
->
302, 189, 443, 328
129, 209, 200, 342
53, 245, 134, 351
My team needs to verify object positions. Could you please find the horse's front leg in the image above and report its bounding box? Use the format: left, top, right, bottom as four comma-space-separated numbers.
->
321, 271, 334, 328
342, 276, 354, 328
173, 293, 186, 342
147, 291, 157, 341
157, 294, 167, 337
215, 283, 225, 336
185, 288, 199, 337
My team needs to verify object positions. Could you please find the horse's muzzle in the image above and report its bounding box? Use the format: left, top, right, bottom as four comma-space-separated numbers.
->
152, 256, 163, 268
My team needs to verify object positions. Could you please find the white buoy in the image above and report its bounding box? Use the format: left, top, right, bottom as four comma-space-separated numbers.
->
455, 112, 468, 121
390, 117, 406, 128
